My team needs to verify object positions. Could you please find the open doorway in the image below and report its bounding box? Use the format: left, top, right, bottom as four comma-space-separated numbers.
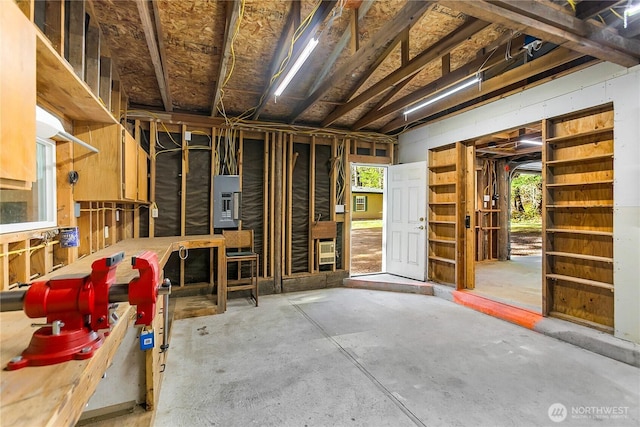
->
350, 164, 385, 276
470, 123, 543, 313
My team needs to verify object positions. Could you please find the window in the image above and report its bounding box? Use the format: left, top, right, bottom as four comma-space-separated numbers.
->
355, 195, 367, 212
0, 138, 57, 233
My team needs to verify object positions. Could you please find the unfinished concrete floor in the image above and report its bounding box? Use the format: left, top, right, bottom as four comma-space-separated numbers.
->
156, 288, 639, 426
473, 255, 542, 313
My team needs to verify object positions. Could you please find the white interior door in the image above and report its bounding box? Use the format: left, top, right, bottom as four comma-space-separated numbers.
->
385, 162, 427, 281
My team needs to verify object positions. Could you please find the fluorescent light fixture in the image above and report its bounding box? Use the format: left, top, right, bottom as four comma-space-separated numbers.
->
404, 76, 480, 117
519, 139, 543, 146
624, 3, 640, 27
274, 38, 319, 97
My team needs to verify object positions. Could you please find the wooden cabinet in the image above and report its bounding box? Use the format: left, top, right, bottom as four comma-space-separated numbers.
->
0, 0, 36, 189
73, 122, 147, 202
542, 105, 614, 332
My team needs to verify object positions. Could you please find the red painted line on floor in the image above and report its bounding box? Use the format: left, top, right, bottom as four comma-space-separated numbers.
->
452, 290, 543, 330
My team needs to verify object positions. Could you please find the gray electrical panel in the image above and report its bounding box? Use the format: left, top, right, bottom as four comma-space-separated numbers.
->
213, 175, 241, 228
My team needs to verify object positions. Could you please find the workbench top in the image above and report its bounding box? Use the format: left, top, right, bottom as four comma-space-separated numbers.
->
0, 235, 225, 427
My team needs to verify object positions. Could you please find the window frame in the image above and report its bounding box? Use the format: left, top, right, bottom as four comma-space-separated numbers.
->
0, 137, 57, 234
355, 195, 367, 212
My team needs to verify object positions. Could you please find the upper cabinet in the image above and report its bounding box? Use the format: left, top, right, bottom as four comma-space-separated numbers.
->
73, 122, 147, 203
0, 0, 36, 189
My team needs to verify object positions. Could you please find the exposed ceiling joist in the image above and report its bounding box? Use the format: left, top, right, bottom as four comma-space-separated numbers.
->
439, 0, 639, 67
381, 46, 586, 133
288, 0, 433, 124
253, 0, 337, 120
322, 18, 490, 127
306, 0, 374, 97
211, 0, 241, 117
136, 0, 172, 112
352, 35, 524, 131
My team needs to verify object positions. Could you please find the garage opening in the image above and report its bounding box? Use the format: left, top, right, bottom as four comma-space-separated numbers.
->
350, 164, 385, 275
470, 123, 543, 313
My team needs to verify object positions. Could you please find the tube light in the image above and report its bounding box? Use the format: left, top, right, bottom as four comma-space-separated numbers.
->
274, 38, 319, 98
519, 139, 543, 146
404, 76, 480, 117
624, 3, 640, 28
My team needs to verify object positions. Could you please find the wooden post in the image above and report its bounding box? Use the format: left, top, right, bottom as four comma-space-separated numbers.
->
149, 122, 157, 238
180, 125, 187, 287
55, 139, 77, 265
263, 132, 269, 277
1, 243, 8, 290
273, 131, 283, 293
270, 132, 275, 281
210, 127, 215, 291
286, 134, 293, 276
455, 142, 466, 289
465, 143, 476, 289
344, 138, 351, 271
309, 136, 316, 273
497, 159, 509, 261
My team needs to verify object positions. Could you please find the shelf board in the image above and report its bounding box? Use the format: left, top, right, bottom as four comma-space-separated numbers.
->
545, 127, 613, 144
546, 153, 613, 166
429, 220, 456, 225
428, 182, 456, 187
479, 227, 500, 230
546, 273, 614, 291
546, 204, 613, 209
546, 228, 613, 237
479, 209, 500, 212
546, 180, 613, 188
546, 251, 613, 263
428, 162, 457, 169
36, 31, 117, 124
429, 202, 456, 205
428, 255, 456, 264
429, 238, 456, 245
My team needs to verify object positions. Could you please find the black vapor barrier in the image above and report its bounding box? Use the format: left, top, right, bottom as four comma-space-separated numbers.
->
154, 131, 213, 284
291, 143, 310, 273
186, 135, 212, 236
241, 139, 265, 275
154, 131, 182, 237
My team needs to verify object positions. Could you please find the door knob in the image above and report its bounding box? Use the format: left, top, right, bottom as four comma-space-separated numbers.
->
419, 217, 425, 221
417, 225, 424, 230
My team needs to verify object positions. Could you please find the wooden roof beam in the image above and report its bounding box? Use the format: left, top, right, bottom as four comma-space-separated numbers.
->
288, 0, 433, 124
252, 0, 337, 120
323, 18, 489, 128
211, 0, 241, 117
306, 0, 374, 97
135, 0, 172, 112
439, 0, 639, 67
381, 46, 586, 134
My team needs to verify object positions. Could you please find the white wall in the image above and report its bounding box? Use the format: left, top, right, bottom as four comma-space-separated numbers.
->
398, 62, 640, 343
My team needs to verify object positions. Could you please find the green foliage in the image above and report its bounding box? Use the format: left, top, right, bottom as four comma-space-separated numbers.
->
354, 166, 384, 189
511, 173, 542, 222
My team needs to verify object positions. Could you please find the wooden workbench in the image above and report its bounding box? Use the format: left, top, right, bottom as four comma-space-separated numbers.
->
0, 235, 225, 427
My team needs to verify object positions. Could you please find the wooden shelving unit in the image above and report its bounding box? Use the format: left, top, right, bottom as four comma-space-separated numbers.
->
427, 144, 464, 286
542, 105, 614, 332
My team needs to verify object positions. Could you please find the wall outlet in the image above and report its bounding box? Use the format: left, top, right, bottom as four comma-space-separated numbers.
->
335, 204, 345, 213
152, 208, 159, 218
185, 131, 192, 141
104, 226, 109, 239
116, 210, 120, 221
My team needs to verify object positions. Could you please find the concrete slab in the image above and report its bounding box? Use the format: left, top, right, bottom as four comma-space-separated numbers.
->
344, 274, 433, 295
156, 288, 639, 426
